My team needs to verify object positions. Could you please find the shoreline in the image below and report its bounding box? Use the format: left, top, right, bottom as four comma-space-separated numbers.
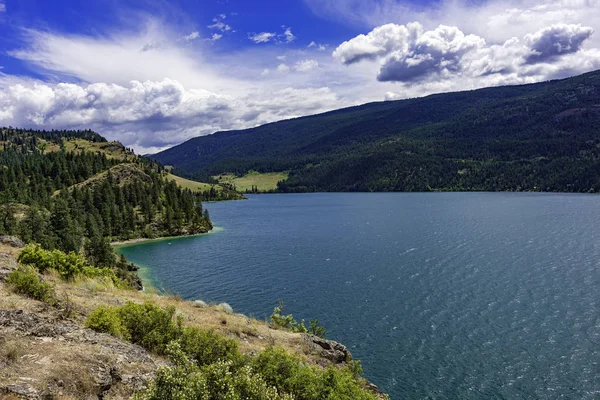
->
111, 228, 220, 248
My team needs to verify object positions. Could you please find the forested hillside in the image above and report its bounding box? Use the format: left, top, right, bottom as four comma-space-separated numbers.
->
153, 69, 600, 192
0, 128, 214, 288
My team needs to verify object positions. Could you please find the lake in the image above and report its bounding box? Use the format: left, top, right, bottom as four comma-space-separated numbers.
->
116, 193, 600, 399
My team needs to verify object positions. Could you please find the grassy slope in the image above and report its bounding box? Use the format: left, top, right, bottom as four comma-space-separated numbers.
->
44, 138, 225, 196
43, 138, 133, 160
214, 170, 289, 192
166, 173, 223, 192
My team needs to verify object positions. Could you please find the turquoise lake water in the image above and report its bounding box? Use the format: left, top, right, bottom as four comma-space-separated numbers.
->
116, 193, 600, 399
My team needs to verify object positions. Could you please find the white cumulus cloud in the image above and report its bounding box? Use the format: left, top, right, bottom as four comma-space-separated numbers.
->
524, 23, 594, 63
0, 78, 343, 153
334, 22, 598, 83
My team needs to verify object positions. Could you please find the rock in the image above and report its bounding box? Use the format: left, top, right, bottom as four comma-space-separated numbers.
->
216, 303, 234, 314
365, 381, 388, 399
1, 383, 39, 399
193, 300, 208, 308
0, 236, 25, 248
303, 334, 352, 364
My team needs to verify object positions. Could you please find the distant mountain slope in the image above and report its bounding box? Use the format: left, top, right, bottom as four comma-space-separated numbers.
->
152, 70, 600, 192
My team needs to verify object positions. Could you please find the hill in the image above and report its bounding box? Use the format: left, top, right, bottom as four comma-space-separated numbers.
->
0, 127, 216, 288
152, 69, 600, 192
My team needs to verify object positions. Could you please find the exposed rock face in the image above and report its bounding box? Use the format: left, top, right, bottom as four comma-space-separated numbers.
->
0, 236, 25, 248
0, 310, 164, 399
303, 334, 352, 364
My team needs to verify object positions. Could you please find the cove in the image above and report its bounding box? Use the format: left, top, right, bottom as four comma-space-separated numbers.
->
116, 193, 600, 399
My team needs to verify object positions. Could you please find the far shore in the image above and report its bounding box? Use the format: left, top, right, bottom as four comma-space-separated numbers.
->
111, 228, 220, 248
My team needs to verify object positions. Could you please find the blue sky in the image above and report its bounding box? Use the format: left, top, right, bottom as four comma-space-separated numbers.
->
0, 0, 599, 152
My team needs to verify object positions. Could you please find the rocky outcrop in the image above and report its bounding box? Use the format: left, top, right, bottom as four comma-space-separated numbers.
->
0, 236, 25, 248
303, 334, 352, 364
0, 310, 164, 399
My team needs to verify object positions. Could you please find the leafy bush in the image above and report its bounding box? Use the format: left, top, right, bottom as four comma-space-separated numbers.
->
6, 265, 57, 305
270, 300, 327, 338
117, 302, 183, 354
179, 326, 242, 367
17, 243, 125, 286
85, 305, 129, 339
252, 347, 379, 400
137, 342, 291, 400
86, 301, 183, 354
88, 301, 381, 400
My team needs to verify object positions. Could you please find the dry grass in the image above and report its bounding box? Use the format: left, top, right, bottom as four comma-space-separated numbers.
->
214, 170, 289, 192
43, 138, 133, 160
166, 173, 223, 193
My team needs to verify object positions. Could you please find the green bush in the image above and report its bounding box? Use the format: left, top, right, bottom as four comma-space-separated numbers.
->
137, 342, 291, 400
117, 302, 183, 354
18, 243, 125, 286
179, 326, 242, 367
88, 301, 381, 400
86, 301, 183, 354
85, 305, 129, 339
6, 265, 57, 305
270, 300, 327, 338
252, 347, 379, 400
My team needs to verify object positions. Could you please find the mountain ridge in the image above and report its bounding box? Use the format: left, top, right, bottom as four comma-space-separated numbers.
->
151, 69, 600, 193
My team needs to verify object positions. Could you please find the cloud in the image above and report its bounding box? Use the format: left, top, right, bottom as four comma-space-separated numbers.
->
294, 59, 319, 72
205, 33, 223, 42
208, 14, 231, 32
282, 27, 296, 43
249, 32, 276, 43
277, 63, 290, 73
0, 2, 5, 12
3, 1, 600, 155
0, 21, 348, 153
7, 21, 236, 93
182, 31, 200, 41
0, 78, 342, 153
276, 55, 286, 61
525, 23, 594, 63
308, 41, 327, 51
249, 27, 296, 44
334, 22, 597, 83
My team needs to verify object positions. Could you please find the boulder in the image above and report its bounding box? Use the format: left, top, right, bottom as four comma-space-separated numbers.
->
303, 334, 352, 364
0, 236, 25, 248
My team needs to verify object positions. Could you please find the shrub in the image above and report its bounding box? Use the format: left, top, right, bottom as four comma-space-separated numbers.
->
252, 347, 380, 400
86, 301, 183, 354
270, 300, 326, 338
179, 326, 242, 367
117, 302, 183, 354
18, 243, 126, 287
85, 305, 129, 339
137, 342, 291, 400
88, 302, 381, 400
6, 265, 57, 305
